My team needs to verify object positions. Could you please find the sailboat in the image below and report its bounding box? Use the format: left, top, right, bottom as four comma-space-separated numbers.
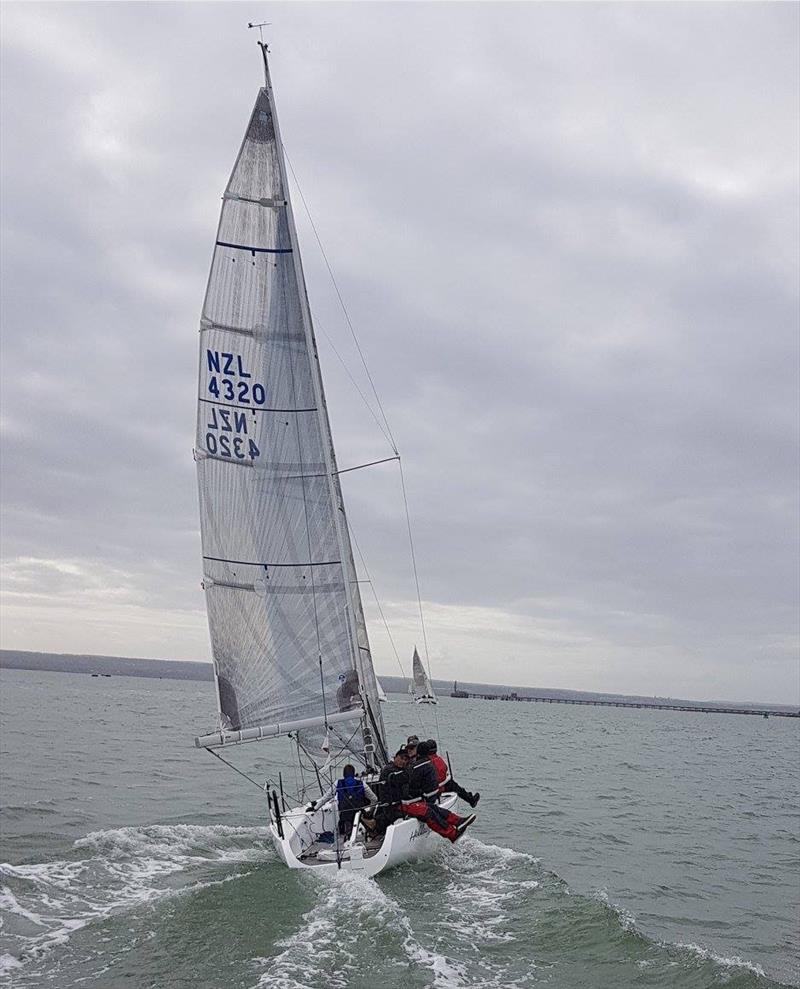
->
377, 679, 388, 703
192, 41, 457, 876
410, 646, 438, 705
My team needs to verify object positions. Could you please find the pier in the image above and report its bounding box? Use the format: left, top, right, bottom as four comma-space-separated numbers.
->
449, 686, 799, 719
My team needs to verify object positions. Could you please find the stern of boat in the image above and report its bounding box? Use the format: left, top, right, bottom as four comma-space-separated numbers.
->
268, 792, 459, 877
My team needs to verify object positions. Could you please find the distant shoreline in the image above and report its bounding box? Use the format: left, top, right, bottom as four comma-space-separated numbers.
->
0, 649, 213, 683
1, 648, 797, 716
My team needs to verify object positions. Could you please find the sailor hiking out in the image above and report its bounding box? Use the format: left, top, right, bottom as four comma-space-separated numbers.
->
401, 741, 475, 842
428, 739, 480, 808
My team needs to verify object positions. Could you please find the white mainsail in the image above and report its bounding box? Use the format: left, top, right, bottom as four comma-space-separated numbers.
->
410, 647, 437, 704
195, 63, 387, 767
377, 679, 388, 703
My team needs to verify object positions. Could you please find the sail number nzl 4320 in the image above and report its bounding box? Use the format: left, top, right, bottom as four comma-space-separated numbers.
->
204, 348, 264, 462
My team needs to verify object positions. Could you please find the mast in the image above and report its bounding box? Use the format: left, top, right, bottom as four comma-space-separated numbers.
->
257, 41, 387, 767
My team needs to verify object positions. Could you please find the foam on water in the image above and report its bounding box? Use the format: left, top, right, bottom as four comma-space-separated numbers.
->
0, 823, 272, 982
0, 823, 785, 989
415, 837, 551, 988
674, 941, 768, 979
592, 887, 638, 932
251, 835, 547, 989
254, 868, 467, 989
437, 837, 542, 948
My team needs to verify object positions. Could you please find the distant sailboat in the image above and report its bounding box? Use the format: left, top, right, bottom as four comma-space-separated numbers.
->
410, 647, 437, 705
192, 39, 457, 876
377, 679, 388, 703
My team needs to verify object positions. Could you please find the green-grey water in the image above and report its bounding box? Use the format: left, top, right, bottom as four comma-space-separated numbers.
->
1, 668, 798, 988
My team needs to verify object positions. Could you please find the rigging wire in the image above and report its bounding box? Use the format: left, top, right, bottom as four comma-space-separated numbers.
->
293, 735, 306, 804
283, 147, 398, 456
315, 316, 396, 455
294, 724, 364, 872
283, 143, 441, 746
348, 522, 428, 737
294, 721, 363, 770
348, 528, 406, 677
283, 267, 342, 863
398, 457, 441, 741
203, 746, 294, 800
282, 160, 386, 772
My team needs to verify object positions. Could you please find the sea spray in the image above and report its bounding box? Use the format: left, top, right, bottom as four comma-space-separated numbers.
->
0, 823, 272, 984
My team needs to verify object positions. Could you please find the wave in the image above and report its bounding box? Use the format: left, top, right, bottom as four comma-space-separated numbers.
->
1, 828, 784, 988
0, 822, 273, 982
250, 835, 545, 989
590, 887, 776, 983
251, 868, 469, 989
251, 835, 784, 989
674, 941, 768, 979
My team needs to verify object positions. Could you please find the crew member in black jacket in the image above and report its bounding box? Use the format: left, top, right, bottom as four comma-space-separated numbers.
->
374, 746, 410, 833
401, 741, 476, 842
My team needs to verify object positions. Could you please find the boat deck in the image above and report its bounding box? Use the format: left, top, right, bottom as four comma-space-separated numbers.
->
297, 833, 385, 865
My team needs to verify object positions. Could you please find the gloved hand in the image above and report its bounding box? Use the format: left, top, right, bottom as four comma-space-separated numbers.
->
306, 801, 316, 813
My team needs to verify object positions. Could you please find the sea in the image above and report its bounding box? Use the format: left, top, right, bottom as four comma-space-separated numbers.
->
1, 667, 798, 989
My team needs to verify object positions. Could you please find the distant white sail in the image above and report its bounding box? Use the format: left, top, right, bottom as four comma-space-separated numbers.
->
377, 679, 388, 703
195, 81, 387, 766
410, 647, 437, 705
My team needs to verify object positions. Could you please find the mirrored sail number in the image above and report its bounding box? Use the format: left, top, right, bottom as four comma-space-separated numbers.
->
205, 406, 261, 461
206, 350, 267, 406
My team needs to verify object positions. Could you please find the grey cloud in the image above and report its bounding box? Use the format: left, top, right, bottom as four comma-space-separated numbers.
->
1, 2, 797, 702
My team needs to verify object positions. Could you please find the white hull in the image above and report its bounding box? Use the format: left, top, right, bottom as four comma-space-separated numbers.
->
414, 695, 438, 705
269, 792, 458, 877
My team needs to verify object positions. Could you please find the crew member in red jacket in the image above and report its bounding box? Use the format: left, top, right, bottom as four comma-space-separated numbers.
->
428, 739, 480, 808
401, 741, 475, 842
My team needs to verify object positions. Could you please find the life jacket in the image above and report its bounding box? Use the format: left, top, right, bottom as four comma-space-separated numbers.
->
336, 775, 367, 812
430, 753, 450, 786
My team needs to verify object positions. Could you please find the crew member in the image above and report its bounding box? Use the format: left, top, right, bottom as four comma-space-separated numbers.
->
428, 739, 480, 808
309, 764, 378, 837
374, 746, 410, 833
401, 741, 475, 842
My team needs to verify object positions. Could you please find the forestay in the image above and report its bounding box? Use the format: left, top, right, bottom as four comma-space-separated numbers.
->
195, 74, 386, 767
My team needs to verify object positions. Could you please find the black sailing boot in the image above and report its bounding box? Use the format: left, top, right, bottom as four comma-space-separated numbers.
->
454, 814, 477, 840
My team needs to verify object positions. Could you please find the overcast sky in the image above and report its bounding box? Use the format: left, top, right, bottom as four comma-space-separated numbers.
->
1, 2, 797, 704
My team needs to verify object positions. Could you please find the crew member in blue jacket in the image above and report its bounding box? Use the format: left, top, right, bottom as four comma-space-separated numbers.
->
309, 764, 378, 837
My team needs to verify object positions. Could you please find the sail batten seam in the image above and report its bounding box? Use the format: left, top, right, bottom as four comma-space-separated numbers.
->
199, 398, 317, 413
223, 193, 287, 208
204, 556, 341, 567
215, 240, 293, 254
